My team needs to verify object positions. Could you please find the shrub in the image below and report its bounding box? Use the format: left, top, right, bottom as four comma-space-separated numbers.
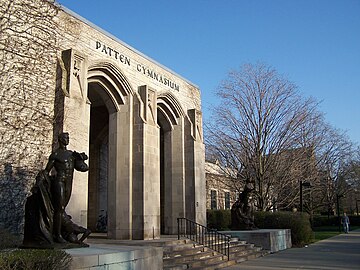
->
0, 249, 72, 270
254, 211, 313, 246
312, 215, 338, 227
0, 228, 72, 270
0, 228, 21, 250
348, 215, 360, 226
207, 209, 231, 230
312, 215, 360, 228
206, 210, 314, 246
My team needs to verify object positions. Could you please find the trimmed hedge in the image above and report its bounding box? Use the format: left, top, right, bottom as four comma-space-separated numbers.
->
207, 210, 314, 246
254, 211, 313, 246
207, 209, 231, 230
312, 215, 360, 227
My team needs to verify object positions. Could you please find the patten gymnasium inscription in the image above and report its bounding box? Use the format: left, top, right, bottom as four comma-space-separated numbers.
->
96, 41, 180, 91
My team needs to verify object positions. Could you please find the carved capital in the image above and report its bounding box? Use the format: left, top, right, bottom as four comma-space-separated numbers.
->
60, 49, 87, 100
188, 109, 203, 142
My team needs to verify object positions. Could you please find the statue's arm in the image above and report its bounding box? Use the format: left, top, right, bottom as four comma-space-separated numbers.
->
44, 153, 56, 174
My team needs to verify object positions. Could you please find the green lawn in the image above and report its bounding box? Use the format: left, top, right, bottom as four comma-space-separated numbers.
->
312, 226, 360, 242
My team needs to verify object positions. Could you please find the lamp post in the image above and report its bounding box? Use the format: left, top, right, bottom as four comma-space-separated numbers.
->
336, 194, 344, 232
300, 181, 311, 212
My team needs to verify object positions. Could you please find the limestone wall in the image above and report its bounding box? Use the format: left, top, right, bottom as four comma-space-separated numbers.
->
0, 0, 59, 234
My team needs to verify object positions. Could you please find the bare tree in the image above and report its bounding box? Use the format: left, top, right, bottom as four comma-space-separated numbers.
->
206, 63, 319, 212
315, 128, 355, 215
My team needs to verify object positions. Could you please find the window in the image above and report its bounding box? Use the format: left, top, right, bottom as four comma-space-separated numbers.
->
210, 190, 217, 209
225, 191, 231, 209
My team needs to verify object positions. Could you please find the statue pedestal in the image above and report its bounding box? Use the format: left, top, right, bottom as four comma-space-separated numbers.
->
220, 229, 292, 253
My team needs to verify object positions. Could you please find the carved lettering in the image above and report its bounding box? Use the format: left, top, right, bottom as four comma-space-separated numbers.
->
95, 40, 179, 90
95, 41, 130, 67
136, 64, 140, 72
114, 50, 119, 59
101, 44, 107, 54
108, 47, 113, 56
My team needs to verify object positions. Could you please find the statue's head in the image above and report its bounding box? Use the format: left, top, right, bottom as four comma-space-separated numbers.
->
58, 132, 69, 146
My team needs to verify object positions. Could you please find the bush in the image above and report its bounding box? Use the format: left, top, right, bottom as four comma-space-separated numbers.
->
0, 249, 72, 270
312, 215, 360, 228
0, 229, 22, 250
312, 215, 338, 227
0, 229, 72, 270
207, 209, 231, 230
254, 211, 313, 246
349, 215, 360, 226
206, 210, 314, 247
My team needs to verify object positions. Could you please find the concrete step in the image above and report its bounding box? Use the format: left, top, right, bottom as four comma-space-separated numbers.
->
233, 250, 269, 263
163, 264, 188, 270
164, 245, 206, 258
163, 237, 268, 270
165, 254, 232, 269
164, 249, 216, 266
163, 242, 200, 252
229, 243, 255, 252
190, 259, 237, 270
188, 254, 229, 268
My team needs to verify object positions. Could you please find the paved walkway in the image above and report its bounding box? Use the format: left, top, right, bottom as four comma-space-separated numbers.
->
223, 230, 360, 270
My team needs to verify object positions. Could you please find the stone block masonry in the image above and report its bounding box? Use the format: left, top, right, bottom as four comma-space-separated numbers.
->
0, 0, 60, 234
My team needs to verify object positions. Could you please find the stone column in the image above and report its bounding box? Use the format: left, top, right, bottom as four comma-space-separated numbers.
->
60, 49, 90, 227
163, 116, 186, 234
132, 85, 160, 240
185, 109, 206, 226
107, 96, 133, 239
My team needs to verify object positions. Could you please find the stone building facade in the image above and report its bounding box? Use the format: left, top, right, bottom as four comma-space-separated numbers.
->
0, 0, 205, 240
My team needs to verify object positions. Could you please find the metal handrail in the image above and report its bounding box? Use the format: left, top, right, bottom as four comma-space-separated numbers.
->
177, 217, 230, 260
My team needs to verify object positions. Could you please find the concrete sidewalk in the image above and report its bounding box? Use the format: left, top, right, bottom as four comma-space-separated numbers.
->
223, 230, 360, 270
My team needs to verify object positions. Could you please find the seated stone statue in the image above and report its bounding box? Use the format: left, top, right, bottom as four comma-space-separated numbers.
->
231, 182, 257, 230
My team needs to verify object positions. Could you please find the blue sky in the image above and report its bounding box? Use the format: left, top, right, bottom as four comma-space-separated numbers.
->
56, 0, 360, 145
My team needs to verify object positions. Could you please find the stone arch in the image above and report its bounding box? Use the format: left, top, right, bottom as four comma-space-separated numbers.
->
86, 61, 133, 238
157, 92, 187, 234
157, 92, 185, 131
87, 61, 134, 112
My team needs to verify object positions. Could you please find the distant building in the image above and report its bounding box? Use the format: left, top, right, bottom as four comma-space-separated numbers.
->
205, 147, 318, 212
205, 161, 238, 210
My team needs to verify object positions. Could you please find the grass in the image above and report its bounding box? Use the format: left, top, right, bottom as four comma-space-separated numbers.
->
312, 226, 360, 242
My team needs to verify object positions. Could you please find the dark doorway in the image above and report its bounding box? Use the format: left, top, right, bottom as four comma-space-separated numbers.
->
87, 83, 109, 232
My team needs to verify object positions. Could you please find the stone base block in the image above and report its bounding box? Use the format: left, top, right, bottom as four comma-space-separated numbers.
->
220, 229, 292, 253
66, 244, 163, 270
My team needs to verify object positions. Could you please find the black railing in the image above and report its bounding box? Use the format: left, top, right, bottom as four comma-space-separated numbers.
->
177, 217, 230, 260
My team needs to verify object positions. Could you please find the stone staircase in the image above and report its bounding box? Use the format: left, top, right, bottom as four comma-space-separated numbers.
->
163, 237, 268, 270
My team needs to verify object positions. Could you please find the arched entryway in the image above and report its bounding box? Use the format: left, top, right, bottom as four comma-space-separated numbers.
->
87, 83, 110, 232
157, 93, 186, 234
86, 62, 134, 239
